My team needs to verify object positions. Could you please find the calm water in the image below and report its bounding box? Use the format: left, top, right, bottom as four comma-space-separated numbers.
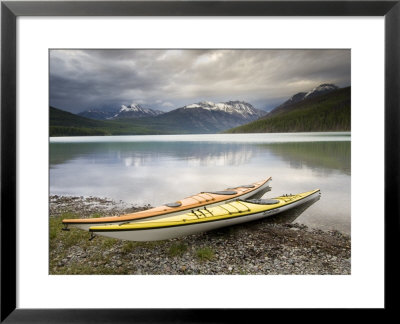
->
49, 132, 351, 234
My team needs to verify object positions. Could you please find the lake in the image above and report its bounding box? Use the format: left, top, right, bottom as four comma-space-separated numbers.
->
49, 132, 351, 234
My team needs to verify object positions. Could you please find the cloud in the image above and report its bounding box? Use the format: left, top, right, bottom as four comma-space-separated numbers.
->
161, 102, 174, 108
50, 49, 350, 113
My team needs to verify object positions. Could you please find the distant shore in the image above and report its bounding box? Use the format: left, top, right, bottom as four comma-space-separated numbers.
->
50, 195, 351, 275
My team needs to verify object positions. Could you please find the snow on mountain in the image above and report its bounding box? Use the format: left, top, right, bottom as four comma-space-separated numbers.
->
304, 84, 339, 99
111, 104, 164, 119
79, 104, 164, 120
155, 100, 267, 133
285, 92, 307, 106
120, 103, 143, 112
182, 100, 265, 119
266, 83, 340, 118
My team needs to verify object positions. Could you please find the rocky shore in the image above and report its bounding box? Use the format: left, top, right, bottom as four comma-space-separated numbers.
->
50, 195, 351, 275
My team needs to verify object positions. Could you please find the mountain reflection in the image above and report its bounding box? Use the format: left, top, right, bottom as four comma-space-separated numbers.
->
50, 142, 256, 167
260, 141, 350, 175
50, 140, 350, 175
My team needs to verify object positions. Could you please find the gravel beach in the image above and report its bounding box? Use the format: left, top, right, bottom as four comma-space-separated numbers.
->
49, 195, 351, 275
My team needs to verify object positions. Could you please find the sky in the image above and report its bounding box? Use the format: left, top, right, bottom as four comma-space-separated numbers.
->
50, 49, 351, 113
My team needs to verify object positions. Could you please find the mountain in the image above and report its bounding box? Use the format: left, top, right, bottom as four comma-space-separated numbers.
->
151, 100, 267, 133
50, 106, 165, 136
109, 104, 164, 119
50, 106, 111, 133
281, 92, 308, 107
50, 100, 268, 136
183, 101, 265, 118
225, 86, 351, 133
304, 83, 339, 99
78, 104, 164, 120
268, 83, 339, 117
78, 107, 119, 120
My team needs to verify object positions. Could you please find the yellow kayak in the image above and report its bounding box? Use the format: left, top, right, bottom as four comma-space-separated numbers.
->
62, 177, 272, 231
89, 189, 320, 241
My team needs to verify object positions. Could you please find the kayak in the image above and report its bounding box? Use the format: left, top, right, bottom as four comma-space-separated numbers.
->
62, 177, 272, 231
89, 189, 320, 241
63, 177, 271, 231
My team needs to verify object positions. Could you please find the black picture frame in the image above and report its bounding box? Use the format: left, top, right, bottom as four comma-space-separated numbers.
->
1, 1, 398, 322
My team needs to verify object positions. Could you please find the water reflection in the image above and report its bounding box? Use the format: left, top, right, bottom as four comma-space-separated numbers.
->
50, 140, 350, 174
50, 142, 257, 168
263, 142, 350, 175
49, 134, 351, 234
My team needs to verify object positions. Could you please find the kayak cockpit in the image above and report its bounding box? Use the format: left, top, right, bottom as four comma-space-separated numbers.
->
206, 190, 237, 195
244, 198, 280, 205
164, 202, 182, 207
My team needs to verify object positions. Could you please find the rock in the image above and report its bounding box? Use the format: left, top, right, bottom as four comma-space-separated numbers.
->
49, 195, 351, 275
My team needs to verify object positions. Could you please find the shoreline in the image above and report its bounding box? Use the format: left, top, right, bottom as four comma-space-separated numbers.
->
50, 195, 351, 275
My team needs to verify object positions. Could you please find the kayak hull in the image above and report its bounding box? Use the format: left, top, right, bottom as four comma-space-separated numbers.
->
90, 189, 320, 241
65, 178, 272, 231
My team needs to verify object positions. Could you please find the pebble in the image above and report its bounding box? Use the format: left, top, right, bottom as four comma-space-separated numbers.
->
50, 195, 351, 275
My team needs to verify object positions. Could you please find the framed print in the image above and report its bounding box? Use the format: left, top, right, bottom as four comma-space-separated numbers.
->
1, 0, 399, 322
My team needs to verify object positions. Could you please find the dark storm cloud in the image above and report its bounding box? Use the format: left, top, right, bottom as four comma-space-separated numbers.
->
50, 49, 350, 113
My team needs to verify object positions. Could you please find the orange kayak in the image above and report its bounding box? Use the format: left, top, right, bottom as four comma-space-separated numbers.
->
62, 177, 272, 231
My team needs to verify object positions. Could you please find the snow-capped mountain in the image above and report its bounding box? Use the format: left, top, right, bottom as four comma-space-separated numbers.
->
268, 83, 340, 117
304, 84, 339, 99
78, 104, 164, 120
110, 104, 164, 119
152, 100, 267, 133
182, 100, 266, 119
77, 100, 266, 133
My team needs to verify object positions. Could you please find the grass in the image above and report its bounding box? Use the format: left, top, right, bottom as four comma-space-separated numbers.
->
59, 211, 80, 219
135, 241, 165, 249
168, 243, 188, 257
49, 217, 61, 241
195, 247, 215, 261
49, 212, 79, 245
49, 212, 214, 274
120, 241, 136, 253
102, 238, 118, 249
49, 213, 118, 273
54, 262, 131, 275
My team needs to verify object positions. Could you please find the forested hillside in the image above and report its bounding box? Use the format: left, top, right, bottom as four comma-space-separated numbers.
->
225, 87, 350, 133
